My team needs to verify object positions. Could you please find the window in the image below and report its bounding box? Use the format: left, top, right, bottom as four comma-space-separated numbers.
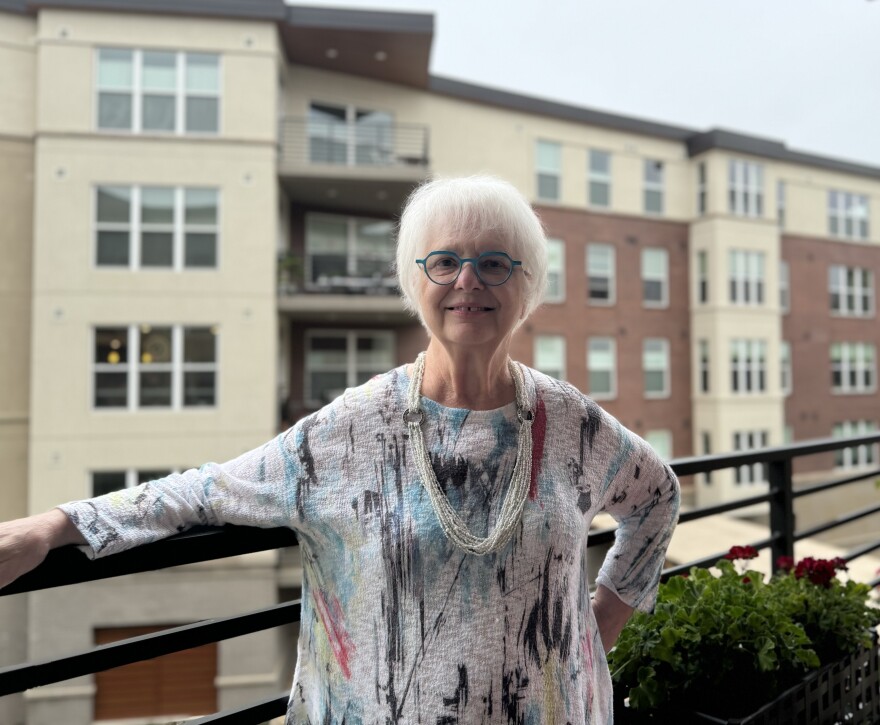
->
93, 469, 176, 496
697, 250, 709, 304
645, 430, 672, 461
643, 338, 669, 398
698, 339, 710, 393
697, 162, 707, 216
536, 140, 561, 201
587, 243, 615, 304
641, 247, 669, 307
588, 149, 611, 208
729, 250, 765, 305
730, 339, 767, 394
779, 261, 790, 313
588, 337, 616, 399
733, 430, 769, 484
831, 342, 876, 393
728, 159, 764, 217
781, 341, 792, 395
308, 102, 393, 166
305, 330, 394, 405
833, 421, 878, 469
93, 325, 218, 409
701, 432, 712, 485
829, 191, 870, 240
829, 265, 874, 317
534, 335, 566, 380
305, 214, 395, 290
644, 159, 664, 214
95, 186, 219, 269
777, 180, 786, 227
97, 49, 219, 134
545, 239, 565, 303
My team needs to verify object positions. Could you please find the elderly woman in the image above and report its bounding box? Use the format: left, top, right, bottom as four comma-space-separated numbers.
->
0, 176, 679, 723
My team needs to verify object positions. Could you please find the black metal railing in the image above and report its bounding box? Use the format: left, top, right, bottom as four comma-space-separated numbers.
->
1, 433, 879, 723
279, 117, 430, 171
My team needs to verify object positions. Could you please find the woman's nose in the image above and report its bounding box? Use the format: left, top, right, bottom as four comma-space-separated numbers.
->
455, 261, 484, 289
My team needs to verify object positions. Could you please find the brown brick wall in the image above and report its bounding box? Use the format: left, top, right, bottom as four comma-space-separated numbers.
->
782, 234, 880, 474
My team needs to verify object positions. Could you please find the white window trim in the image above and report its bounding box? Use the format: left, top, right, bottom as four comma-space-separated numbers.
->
697, 162, 707, 216
93, 184, 221, 271
641, 247, 669, 308
697, 250, 709, 305
781, 341, 792, 396
728, 159, 764, 218
91, 324, 219, 412
831, 342, 877, 394
643, 159, 664, 215
829, 265, 875, 318
729, 249, 765, 306
733, 430, 769, 485
828, 190, 870, 241
643, 338, 670, 399
833, 421, 879, 470
534, 335, 566, 381
587, 149, 612, 209
95, 48, 222, 136
544, 238, 566, 303
779, 260, 790, 314
587, 337, 617, 400
730, 338, 767, 395
698, 339, 710, 394
586, 243, 616, 306
536, 140, 562, 202
304, 329, 395, 407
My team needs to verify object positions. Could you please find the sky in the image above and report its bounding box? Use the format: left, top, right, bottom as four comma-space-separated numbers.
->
291, 0, 880, 167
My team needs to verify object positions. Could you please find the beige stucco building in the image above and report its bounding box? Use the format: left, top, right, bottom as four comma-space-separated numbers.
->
0, 0, 878, 722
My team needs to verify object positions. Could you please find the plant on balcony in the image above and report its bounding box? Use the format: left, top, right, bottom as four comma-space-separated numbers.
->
608, 546, 880, 721
277, 252, 303, 292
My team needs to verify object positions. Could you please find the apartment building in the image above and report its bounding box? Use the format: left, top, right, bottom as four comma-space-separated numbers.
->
1, 0, 878, 722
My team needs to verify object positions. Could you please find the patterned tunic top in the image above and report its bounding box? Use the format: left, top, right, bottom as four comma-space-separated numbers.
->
61, 364, 680, 724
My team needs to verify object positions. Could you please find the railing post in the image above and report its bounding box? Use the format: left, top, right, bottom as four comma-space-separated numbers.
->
768, 458, 795, 569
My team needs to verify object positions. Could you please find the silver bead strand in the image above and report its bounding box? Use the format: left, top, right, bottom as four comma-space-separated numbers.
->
404, 351, 533, 555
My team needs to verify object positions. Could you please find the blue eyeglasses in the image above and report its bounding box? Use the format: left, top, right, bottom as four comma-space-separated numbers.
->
416, 250, 522, 286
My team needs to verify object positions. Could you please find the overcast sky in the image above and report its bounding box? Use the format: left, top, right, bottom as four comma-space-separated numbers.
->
293, 0, 880, 167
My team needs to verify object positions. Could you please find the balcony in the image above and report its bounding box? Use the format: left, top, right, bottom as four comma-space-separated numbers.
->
2, 434, 879, 723
278, 117, 430, 217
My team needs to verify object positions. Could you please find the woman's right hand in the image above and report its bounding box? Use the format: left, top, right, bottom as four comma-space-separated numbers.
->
0, 509, 87, 590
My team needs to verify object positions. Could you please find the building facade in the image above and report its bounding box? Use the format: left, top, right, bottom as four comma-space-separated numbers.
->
1, 0, 878, 722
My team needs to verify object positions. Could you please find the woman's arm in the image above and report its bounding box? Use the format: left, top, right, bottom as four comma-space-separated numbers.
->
592, 583, 634, 654
0, 509, 86, 590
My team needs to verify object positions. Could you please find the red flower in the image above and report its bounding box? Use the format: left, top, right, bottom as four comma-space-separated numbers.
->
793, 556, 846, 588
724, 545, 759, 561
776, 556, 795, 572
742, 576, 752, 585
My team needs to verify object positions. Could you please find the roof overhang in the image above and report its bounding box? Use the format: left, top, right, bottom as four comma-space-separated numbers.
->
281, 5, 433, 88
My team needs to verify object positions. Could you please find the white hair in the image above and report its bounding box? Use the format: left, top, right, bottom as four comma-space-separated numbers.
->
395, 175, 549, 328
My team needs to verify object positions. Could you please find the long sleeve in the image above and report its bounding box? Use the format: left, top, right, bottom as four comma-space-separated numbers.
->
59, 431, 299, 560
593, 422, 681, 613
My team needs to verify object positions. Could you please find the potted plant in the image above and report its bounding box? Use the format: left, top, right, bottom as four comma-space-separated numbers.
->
608, 546, 880, 723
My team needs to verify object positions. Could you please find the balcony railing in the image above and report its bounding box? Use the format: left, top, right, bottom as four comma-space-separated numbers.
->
279, 118, 430, 171
2, 433, 879, 723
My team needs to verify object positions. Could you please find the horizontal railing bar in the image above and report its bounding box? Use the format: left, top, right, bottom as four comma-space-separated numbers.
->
0, 525, 298, 597
793, 466, 880, 499
0, 600, 301, 697
845, 539, 880, 564
189, 692, 289, 725
667, 432, 880, 477
794, 501, 880, 542
660, 536, 778, 580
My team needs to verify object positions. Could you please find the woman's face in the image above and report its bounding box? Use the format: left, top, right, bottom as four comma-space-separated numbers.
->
417, 227, 526, 355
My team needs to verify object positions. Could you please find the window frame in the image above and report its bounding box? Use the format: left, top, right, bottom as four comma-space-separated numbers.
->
779, 260, 790, 314
828, 264, 875, 318
828, 190, 870, 241
536, 140, 562, 202
534, 334, 566, 381
643, 159, 664, 215
698, 339, 710, 394
304, 213, 396, 290
91, 324, 219, 411
94, 184, 221, 271
833, 420, 878, 469
587, 149, 612, 209
643, 337, 670, 399
641, 247, 669, 308
304, 329, 395, 407
587, 337, 617, 400
544, 238, 566, 303
733, 430, 769, 484
586, 243, 616, 305
830, 342, 877, 394
728, 249, 765, 306
728, 159, 764, 218
730, 338, 767, 395
95, 48, 221, 136
697, 162, 707, 216
781, 341, 792, 396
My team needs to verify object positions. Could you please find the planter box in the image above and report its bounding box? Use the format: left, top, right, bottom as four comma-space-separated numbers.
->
616, 639, 880, 725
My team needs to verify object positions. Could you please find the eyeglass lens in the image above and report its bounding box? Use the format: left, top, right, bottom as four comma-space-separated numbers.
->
424, 252, 513, 286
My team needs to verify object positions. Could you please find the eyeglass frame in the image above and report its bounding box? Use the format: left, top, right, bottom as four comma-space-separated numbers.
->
415, 250, 523, 286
